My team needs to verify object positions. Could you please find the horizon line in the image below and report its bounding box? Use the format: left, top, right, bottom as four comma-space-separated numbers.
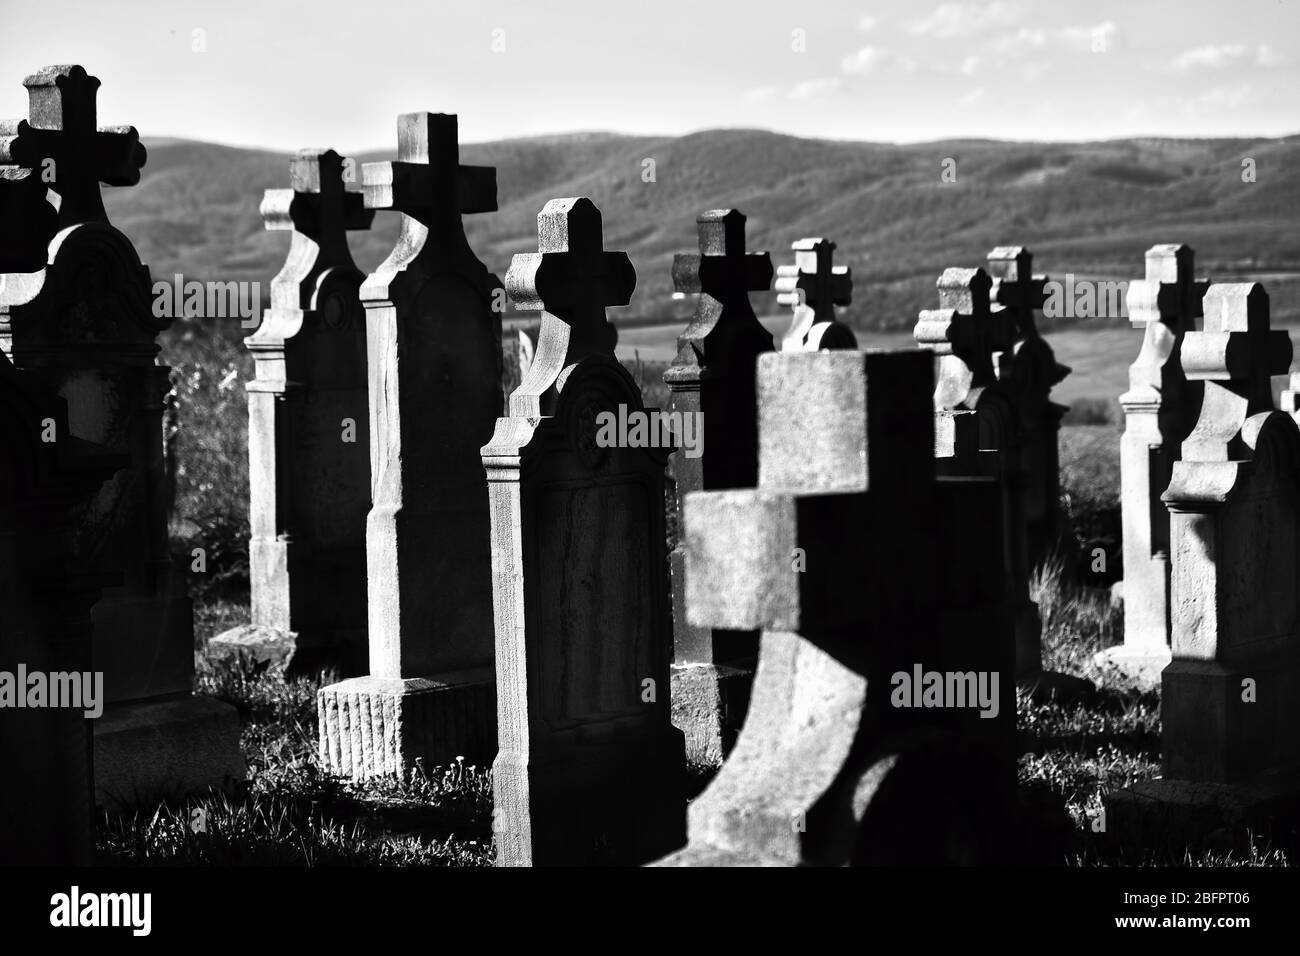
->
138, 125, 1300, 157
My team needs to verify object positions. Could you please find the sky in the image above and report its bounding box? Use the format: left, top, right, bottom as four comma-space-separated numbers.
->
0, 0, 1297, 150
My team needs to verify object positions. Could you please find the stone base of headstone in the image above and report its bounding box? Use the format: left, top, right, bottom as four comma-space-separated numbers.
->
1092, 643, 1171, 690
208, 623, 367, 677
669, 662, 754, 768
497, 731, 686, 866
93, 695, 245, 811
1106, 771, 1300, 857
317, 670, 495, 779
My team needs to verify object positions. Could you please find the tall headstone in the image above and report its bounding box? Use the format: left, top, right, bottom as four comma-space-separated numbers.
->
0, 65, 243, 809
986, 247, 1069, 574
317, 113, 502, 779
1109, 284, 1300, 846
484, 197, 685, 865
775, 237, 856, 351
0, 169, 123, 861
663, 209, 772, 765
1096, 245, 1207, 686
915, 268, 1040, 678
210, 149, 375, 674
653, 350, 1015, 867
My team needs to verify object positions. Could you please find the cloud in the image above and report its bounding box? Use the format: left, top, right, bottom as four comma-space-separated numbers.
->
957, 20, 1116, 73
841, 46, 918, 75
857, 15, 878, 32
741, 85, 779, 105
788, 77, 842, 99
1165, 43, 1283, 72
987, 21, 1116, 58
957, 87, 986, 106
907, 2, 1021, 38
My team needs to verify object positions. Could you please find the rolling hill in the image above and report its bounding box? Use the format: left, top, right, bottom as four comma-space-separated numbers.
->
105, 129, 1300, 331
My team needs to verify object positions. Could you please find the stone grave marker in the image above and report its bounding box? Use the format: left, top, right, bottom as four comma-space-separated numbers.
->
484, 197, 685, 866
775, 237, 856, 351
663, 208, 772, 765
652, 350, 1015, 867
1096, 244, 1208, 687
1109, 283, 1300, 848
317, 113, 502, 779
986, 247, 1069, 575
0, 64, 243, 809
210, 149, 375, 675
915, 267, 1041, 679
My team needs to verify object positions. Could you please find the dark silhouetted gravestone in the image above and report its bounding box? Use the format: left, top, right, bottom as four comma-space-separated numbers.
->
915, 267, 1038, 679
0, 64, 242, 810
652, 350, 1015, 867
485, 197, 685, 866
986, 247, 1068, 577
1109, 283, 1300, 850
210, 149, 375, 675
0, 311, 123, 864
1098, 245, 1208, 688
775, 237, 856, 352
317, 113, 502, 779
663, 209, 772, 766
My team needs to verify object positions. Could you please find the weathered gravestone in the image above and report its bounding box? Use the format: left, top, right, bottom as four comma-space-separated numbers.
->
1096, 245, 1207, 687
210, 149, 375, 675
775, 237, 856, 351
663, 209, 772, 765
317, 113, 502, 779
484, 197, 685, 866
915, 267, 1042, 680
652, 349, 1015, 867
1, 201, 123, 863
1108, 283, 1300, 849
0, 64, 243, 808
986, 247, 1068, 575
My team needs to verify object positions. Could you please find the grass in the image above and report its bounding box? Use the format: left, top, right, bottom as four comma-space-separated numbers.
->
94, 548, 1285, 867
97, 639, 494, 866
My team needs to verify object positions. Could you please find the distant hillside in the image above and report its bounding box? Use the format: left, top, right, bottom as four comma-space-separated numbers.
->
106, 130, 1300, 331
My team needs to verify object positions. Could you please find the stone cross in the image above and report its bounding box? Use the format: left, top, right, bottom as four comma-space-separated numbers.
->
484, 196, 683, 866
652, 350, 1015, 867
986, 247, 1069, 588
0, 65, 146, 228
505, 197, 634, 414
986, 247, 1047, 341
915, 267, 1015, 456
1180, 283, 1291, 461
317, 113, 503, 779
662, 209, 773, 764
775, 237, 856, 351
263, 150, 373, 297
210, 149, 375, 675
1098, 244, 1208, 687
